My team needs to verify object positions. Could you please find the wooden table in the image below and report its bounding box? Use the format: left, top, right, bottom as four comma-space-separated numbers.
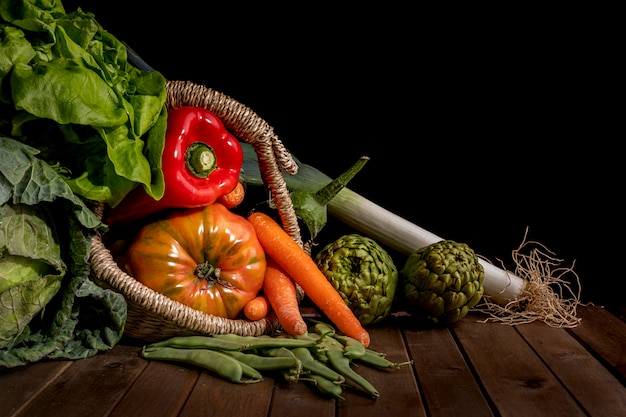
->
2, 305, 625, 417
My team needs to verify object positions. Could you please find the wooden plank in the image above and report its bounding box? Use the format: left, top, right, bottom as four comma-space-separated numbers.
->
518, 320, 626, 417
568, 305, 626, 378
0, 360, 72, 417
180, 372, 275, 417
608, 305, 626, 323
12, 345, 147, 417
338, 321, 425, 417
269, 377, 336, 417
109, 360, 198, 417
453, 313, 587, 417
402, 315, 494, 417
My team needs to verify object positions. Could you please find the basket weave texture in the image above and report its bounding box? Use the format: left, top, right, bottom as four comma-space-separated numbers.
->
89, 80, 303, 342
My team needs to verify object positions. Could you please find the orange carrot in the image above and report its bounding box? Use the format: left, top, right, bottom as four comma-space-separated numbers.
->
248, 211, 370, 347
243, 295, 270, 321
217, 181, 245, 208
263, 257, 307, 335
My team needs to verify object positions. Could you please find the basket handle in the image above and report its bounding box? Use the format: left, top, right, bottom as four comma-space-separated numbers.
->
165, 80, 303, 248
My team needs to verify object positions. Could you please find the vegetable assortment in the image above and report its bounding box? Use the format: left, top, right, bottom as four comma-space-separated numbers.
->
239, 142, 526, 305
140, 321, 412, 399
0, 0, 482, 379
2, 2, 582, 408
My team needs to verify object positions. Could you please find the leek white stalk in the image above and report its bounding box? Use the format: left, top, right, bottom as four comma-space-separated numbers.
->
327, 188, 526, 304
241, 143, 525, 304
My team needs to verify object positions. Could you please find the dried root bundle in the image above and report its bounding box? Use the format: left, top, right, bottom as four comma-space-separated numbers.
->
477, 228, 582, 328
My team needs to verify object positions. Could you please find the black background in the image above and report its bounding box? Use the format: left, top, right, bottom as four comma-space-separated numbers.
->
62, 2, 621, 306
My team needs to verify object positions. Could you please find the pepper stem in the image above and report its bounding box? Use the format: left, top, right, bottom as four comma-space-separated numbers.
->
186, 142, 217, 178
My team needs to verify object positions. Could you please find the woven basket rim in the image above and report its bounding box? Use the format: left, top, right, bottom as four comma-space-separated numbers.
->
89, 80, 304, 341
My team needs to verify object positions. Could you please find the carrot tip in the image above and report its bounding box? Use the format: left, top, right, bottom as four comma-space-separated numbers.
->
218, 181, 245, 208
290, 320, 308, 336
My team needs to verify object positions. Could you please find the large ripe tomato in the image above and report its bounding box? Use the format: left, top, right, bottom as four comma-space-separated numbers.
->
122, 203, 266, 319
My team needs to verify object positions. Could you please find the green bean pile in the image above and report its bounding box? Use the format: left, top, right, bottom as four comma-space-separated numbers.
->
141, 321, 412, 400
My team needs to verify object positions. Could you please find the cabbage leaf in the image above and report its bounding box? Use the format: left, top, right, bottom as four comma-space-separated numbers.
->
0, 136, 127, 368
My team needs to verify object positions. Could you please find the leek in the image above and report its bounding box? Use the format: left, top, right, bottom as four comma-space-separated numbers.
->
241, 142, 523, 305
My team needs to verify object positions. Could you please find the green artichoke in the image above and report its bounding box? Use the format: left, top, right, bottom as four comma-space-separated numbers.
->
401, 240, 484, 325
315, 234, 398, 326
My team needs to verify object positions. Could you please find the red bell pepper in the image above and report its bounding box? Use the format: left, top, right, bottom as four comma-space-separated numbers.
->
106, 106, 243, 226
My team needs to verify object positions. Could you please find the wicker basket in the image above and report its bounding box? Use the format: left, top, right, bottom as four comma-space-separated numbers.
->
89, 80, 304, 342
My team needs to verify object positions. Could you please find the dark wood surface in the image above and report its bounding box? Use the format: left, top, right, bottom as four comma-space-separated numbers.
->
2, 304, 625, 417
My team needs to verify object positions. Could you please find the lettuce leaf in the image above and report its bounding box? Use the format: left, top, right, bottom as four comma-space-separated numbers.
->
0, 0, 167, 207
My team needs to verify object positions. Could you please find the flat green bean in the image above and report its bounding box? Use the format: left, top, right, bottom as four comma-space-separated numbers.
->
321, 337, 380, 398
145, 335, 243, 351
222, 350, 300, 371
308, 374, 345, 400
141, 346, 256, 383
331, 334, 366, 360
278, 369, 300, 383
234, 357, 264, 382
278, 331, 320, 343
310, 343, 330, 363
312, 322, 336, 337
261, 347, 303, 375
212, 334, 315, 350
356, 349, 413, 369
291, 347, 345, 384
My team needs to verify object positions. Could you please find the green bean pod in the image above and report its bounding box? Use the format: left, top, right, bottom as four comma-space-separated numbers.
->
312, 322, 336, 337
222, 350, 300, 371
278, 369, 300, 383
261, 347, 303, 375
331, 334, 366, 360
320, 337, 380, 398
356, 348, 413, 369
212, 334, 316, 351
310, 343, 330, 363
234, 357, 264, 382
141, 346, 255, 384
291, 347, 345, 384
278, 331, 320, 343
145, 335, 244, 351
308, 374, 345, 400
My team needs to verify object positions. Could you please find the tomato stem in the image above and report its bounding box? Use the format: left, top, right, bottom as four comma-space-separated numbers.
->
196, 262, 219, 279
195, 262, 234, 288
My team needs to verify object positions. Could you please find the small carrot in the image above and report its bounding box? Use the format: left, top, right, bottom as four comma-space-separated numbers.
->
263, 257, 307, 336
247, 211, 370, 347
243, 295, 271, 321
218, 181, 245, 208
